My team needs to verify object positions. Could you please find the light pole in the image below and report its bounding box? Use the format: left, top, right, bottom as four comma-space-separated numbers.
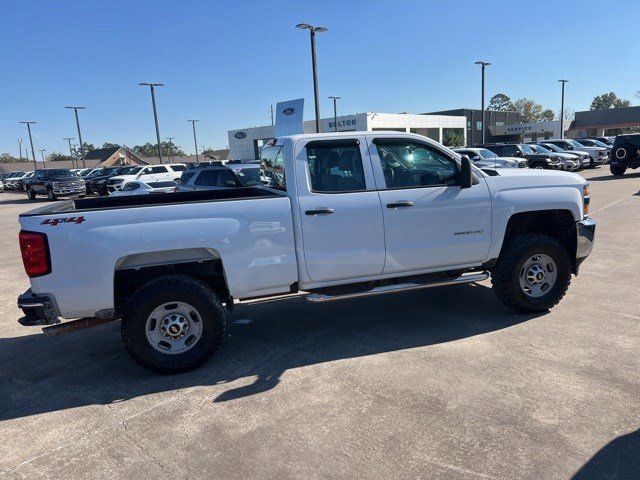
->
39, 149, 46, 168
474, 61, 492, 145
296, 23, 328, 133
18, 138, 23, 160
558, 79, 569, 139
65, 106, 86, 168
328, 96, 341, 131
165, 137, 175, 161
139, 82, 165, 163
63, 137, 75, 168
270, 104, 274, 126
188, 120, 200, 162
19, 121, 37, 171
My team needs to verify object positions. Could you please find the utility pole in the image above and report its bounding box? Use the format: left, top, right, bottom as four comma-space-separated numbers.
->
65, 106, 86, 168
39, 149, 47, 169
139, 82, 165, 163
188, 120, 200, 162
63, 137, 75, 168
270, 104, 274, 126
18, 138, 23, 159
19, 121, 37, 171
558, 79, 569, 139
166, 137, 175, 162
328, 96, 341, 132
296, 23, 328, 133
474, 61, 492, 145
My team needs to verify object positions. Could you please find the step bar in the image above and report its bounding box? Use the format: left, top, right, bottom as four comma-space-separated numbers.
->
305, 271, 490, 303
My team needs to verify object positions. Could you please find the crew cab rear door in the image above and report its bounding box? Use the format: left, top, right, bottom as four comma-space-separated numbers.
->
367, 135, 492, 274
295, 136, 385, 282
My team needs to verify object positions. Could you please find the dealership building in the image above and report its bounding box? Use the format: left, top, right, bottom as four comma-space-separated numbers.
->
228, 112, 467, 161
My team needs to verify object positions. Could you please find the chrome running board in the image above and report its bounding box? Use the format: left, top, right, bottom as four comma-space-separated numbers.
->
305, 271, 489, 303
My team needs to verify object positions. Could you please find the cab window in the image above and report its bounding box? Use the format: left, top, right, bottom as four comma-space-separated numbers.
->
373, 139, 458, 189
305, 139, 365, 193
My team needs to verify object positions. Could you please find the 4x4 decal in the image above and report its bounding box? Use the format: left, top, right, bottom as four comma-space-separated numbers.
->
41, 216, 85, 226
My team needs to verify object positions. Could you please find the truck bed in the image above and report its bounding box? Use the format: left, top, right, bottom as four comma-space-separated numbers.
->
20, 187, 283, 217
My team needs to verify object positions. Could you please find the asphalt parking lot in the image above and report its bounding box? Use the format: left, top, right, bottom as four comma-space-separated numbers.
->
0, 168, 639, 480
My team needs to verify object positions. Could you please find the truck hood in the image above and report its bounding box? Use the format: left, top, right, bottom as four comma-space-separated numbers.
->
483, 168, 586, 189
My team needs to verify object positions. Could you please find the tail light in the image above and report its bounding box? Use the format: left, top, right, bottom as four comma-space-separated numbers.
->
19, 231, 51, 277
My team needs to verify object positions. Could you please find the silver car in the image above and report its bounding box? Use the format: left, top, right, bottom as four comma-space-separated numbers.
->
453, 148, 527, 169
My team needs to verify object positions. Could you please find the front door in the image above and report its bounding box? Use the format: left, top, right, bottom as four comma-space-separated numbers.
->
296, 137, 386, 283
368, 136, 492, 274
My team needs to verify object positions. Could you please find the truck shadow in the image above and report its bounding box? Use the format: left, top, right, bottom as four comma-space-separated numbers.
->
0, 283, 540, 421
572, 428, 640, 479
587, 171, 640, 182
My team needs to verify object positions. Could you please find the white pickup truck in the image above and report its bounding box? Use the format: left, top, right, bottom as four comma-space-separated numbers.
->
17, 132, 595, 373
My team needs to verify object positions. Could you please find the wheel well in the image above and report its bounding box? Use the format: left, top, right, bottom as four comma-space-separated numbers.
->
114, 259, 230, 315
500, 210, 577, 271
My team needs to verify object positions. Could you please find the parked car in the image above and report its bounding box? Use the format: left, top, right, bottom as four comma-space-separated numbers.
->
528, 145, 580, 171
609, 133, 640, 176
2, 171, 22, 190
15, 171, 35, 191
588, 136, 615, 147
226, 162, 278, 186
575, 138, 612, 156
452, 148, 527, 169
24, 168, 86, 200
82, 168, 110, 194
107, 164, 187, 192
0, 178, 4, 192
88, 166, 137, 196
543, 139, 608, 167
533, 142, 591, 169
177, 165, 243, 191
480, 143, 562, 169
109, 180, 178, 196
16, 131, 595, 373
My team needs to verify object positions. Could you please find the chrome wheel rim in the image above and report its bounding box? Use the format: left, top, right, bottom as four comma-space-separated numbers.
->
145, 301, 203, 354
519, 254, 557, 298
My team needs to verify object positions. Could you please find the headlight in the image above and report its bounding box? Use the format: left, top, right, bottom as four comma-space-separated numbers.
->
583, 184, 590, 216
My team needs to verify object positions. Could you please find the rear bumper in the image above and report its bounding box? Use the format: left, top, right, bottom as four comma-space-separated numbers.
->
17, 289, 59, 326
575, 217, 596, 272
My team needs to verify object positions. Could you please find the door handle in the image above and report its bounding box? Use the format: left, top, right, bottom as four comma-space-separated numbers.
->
305, 208, 335, 215
386, 201, 414, 209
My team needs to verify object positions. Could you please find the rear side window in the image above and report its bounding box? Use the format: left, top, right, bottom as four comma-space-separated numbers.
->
150, 166, 168, 173
305, 140, 365, 192
217, 170, 241, 187
194, 169, 215, 186
180, 171, 196, 184
170, 165, 186, 171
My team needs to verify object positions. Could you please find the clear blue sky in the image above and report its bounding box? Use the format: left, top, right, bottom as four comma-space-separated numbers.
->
1, 0, 639, 158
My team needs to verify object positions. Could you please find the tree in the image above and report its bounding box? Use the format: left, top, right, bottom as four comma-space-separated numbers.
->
556, 108, 575, 123
512, 98, 555, 123
102, 142, 121, 149
488, 93, 514, 111
133, 141, 185, 158
49, 152, 74, 162
442, 129, 464, 147
590, 92, 631, 110
0, 153, 20, 163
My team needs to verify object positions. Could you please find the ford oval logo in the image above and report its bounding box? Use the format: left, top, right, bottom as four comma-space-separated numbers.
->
234, 131, 247, 139
283, 107, 295, 116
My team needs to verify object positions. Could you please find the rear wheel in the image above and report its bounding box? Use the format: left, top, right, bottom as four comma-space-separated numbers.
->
121, 275, 227, 374
46, 188, 56, 201
491, 233, 571, 313
27, 188, 36, 200
610, 163, 627, 176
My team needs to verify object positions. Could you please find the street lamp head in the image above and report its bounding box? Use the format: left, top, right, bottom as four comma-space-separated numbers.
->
328, 96, 341, 100
65, 106, 86, 109
295, 23, 312, 30
558, 79, 569, 83
475, 61, 492, 67
314, 26, 328, 33
139, 82, 165, 87
19, 121, 36, 124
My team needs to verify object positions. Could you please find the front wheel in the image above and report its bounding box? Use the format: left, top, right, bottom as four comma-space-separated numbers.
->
27, 188, 36, 200
610, 164, 627, 176
491, 233, 571, 313
46, 188, 57, 201
121, 275, 227, 374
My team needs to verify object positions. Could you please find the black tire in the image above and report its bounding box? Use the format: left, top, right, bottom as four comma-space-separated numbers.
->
121, 275, 227, 374
491, 233, 571, 313
610, 163, 627, 176
46, 187, 57, 201
27, 188, 36, 200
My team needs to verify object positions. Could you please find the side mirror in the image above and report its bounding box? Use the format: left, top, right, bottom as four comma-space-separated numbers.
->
460, 155, 472, 189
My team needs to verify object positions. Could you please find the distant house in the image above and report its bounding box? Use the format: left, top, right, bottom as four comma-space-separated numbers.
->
86, 147, 147, 167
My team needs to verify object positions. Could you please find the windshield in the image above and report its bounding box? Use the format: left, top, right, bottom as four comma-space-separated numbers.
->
591, 139, 609, 148
475, 148, 498, 159
519, 144, 535, 154
541, 143, 561, 152
234, 167, 263, 186
116, 167, 133, 175
47, 169, 72, 178
567, 139, 585, 149
128, 167, 143, 175
577, 139, 595, 147
87, 169, 105, 177
533, 145, 552, 153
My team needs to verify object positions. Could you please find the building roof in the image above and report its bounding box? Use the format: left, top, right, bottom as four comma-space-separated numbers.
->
85, 147, 120, 161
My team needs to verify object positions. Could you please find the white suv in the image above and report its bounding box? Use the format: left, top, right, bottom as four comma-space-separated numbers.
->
107, 164, 187, 192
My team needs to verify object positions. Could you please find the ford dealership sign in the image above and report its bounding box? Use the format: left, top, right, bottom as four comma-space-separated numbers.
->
283, 107, 296, 116
234, 131, 247, 139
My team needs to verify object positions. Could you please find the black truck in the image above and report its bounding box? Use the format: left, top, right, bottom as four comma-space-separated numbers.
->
480, 143, 563, 170
609, 134, 640, 176
88, 166, 135, 195
25, 169, 86, 201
